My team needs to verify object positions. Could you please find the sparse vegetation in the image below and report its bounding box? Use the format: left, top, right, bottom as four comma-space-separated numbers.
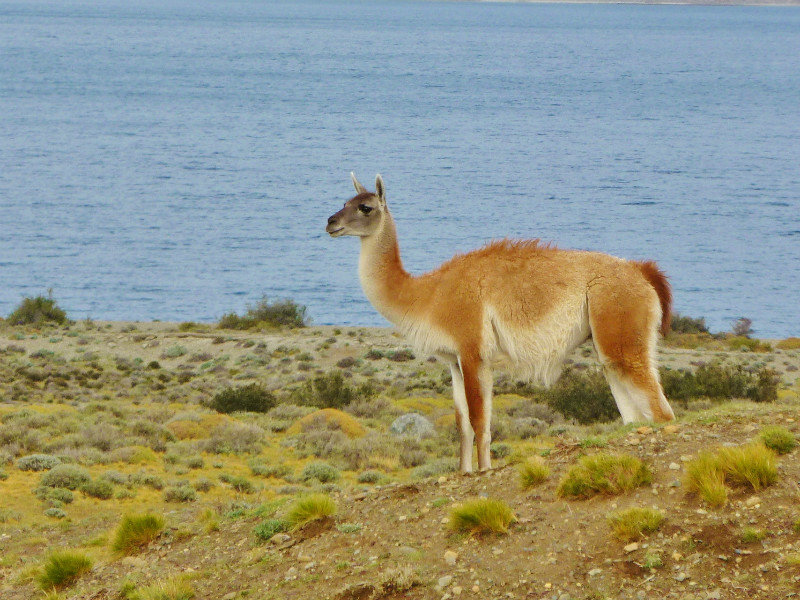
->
134, 575, 195, 600
741, 527, 766, 544
286, 493, 337, 528
112, 513, 165, 554
558, 453, 652, 499
218, 296, 308, 329
670, 313, 709, 334
37, 550, 93, 590
449, 498, 516, 535
254, 518, 289, 541
607, 507, 665, 541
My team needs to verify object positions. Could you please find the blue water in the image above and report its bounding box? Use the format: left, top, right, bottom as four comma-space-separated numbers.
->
1, 0, 799, 336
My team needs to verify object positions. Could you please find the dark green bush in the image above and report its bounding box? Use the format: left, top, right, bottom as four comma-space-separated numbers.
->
254, 518, 289, 542
7, 292, 68, 326
660, 364, 778, 404
219, 473, 256, 494
670, 313, 709, 334
211, 383, 276, 414
80, 479, 114, 500
290, 371, 371, 409
218, 296, 308, 329
543, 369, 619, 425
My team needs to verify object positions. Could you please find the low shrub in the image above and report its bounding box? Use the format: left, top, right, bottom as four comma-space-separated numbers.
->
290, 371, 362, 409
607, 507, 665, 541
218, 296, 308, 329
300, 462, 340, 484
286, 408, 366, 438
40, 465, 91, 490
112, 513, 165, 555
253, 518, 289, 541
357, 470, 382, 484
44, 507, 67, 519
163, 485, 197, 503
670, 313, 709, 334
286, 493, 336, 528
661, 364, 778, 404
201, 421, 265, 454
7, 293, 68, 326
80, 478, 114, 499
544, 369, 619, 424
219, 473, 256, 493
211, 384, 276, 414
37, 550, 93, 590
449, 498, 516, 535
759, 426, 797, 455
557, 453, 652, 499
776, 337, 800, 350
741, 527, 766, 544
34, 486, 74, 505
16, 453, 61, 471
519, 457, 550, 489
249, 460, 292, 480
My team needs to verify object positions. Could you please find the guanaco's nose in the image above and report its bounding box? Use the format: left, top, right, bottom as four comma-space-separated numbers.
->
327, 215, 337, 225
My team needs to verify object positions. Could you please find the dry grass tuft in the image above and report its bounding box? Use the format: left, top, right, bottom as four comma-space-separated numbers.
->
685, 452, 728, 507
518, 457, 550, 489
607, 507, 665, 541
449, 498, 516, 535
557, 453, 652, 499
136, 575, 195, 600
286, 493, 337, 529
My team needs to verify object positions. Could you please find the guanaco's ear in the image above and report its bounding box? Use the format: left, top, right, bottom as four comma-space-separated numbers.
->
351, 172, 367, 195
375, 174, 385, 203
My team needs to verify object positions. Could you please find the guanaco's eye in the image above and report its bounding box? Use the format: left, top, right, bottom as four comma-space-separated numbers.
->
358, 204, 373, 215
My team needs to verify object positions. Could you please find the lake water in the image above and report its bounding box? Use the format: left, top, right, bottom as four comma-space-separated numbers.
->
1, 0, 799, 336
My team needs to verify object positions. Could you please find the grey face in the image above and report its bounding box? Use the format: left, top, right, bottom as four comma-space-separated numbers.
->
326, 174, 386, 238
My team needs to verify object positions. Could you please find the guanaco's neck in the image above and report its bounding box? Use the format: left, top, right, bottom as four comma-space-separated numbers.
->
358, 210, 416, 325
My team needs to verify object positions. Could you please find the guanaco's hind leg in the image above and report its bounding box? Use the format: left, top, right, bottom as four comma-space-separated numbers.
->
459, 354, 493, 471
588, 283, 675, 423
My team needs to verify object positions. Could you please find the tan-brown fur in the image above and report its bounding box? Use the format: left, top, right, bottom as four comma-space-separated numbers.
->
327, 174, 675, 471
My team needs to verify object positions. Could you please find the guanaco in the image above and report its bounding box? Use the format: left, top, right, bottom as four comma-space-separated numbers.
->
326, 173, 675, 473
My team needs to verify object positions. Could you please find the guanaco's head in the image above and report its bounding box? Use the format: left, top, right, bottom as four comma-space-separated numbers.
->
326, 173, 386, 238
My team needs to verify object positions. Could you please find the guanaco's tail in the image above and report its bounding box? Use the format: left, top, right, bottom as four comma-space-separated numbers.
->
635, 260, 672, 337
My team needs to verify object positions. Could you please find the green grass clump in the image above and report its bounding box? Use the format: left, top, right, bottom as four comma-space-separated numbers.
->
741, 527, 766, 544
135, 576, 195, 600
557, 453, 652, 499
253, 519, 289, 542
449, 498, 516, 535
112, 514, 165, 555
16, 454, 61, 471
760, 426, 797, 455
211, 383, 276, 414
685, 443, 778, 507
794, 518, 800, 534
7, 292, 68, 326
607, 507, 665, 541
218, 296, 308, 329
684, 452, 729, 507
286, 493, 337, 528
715, 443, 777, 490
518, 457, 550, 489
218, 473, 256, 494
40, 465, 91, 490
300, 461, 340, 483
80, 478, 114, 499
37, 550, 93, 590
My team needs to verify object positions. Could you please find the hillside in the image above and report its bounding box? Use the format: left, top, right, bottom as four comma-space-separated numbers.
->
1, 321, 799, 600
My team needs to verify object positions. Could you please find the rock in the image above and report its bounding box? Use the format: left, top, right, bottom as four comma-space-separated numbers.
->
285, 566, 298, 579
444, 550, 458, 565
390, 413, 435, 439
674, 572, 688, 582
438, 575, 453, 589
669, 462, 681, 471
706, 589, 722, 599
452, 586, 463, 596
304, 561, 316, 570
223, 593, 236, 600
669, 479, 682, 487
637, 426, 653, 435
270, 533, 291, 544
745, 496, 761, 507
624, 542, 639, 553
297, 554, 313, 563
437, 476, 447, 484
663, 425, 679, 434
588, 568, 602, 576
120, 557, 145, 568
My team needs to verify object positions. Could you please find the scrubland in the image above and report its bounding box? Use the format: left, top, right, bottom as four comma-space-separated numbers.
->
1, 316, 799, 599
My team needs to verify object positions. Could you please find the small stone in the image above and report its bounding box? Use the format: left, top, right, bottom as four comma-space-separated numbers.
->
745, 496, 761, 507
452, 586, 463, 596
398, 515, 407, 521
223, 593, 236, 600
304, 561, 316, 570
675, 572, 688, 582
437, 476, 447, 484
492, 548, 503, 555
444, 550, 458, 565
472, 585, 480, 593
285, 566, 298, 579
588, 568, 602, 576
672, 552, 683, 561
669, 479, 682, 487
398, 546, 418, 557
297, 554, 313, 562
706, 589, 722, 599
627, 437, 641, 446
669, 462, 681, 471
438, 575, 453, 589
624, 542, 639, 553
441, 517, 449, 525
663, 425, 679, 434
270, 533, 291, 544
637, 426, 653, 435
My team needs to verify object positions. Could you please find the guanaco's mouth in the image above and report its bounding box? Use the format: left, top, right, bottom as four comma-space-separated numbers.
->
327, 227, 344, 237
